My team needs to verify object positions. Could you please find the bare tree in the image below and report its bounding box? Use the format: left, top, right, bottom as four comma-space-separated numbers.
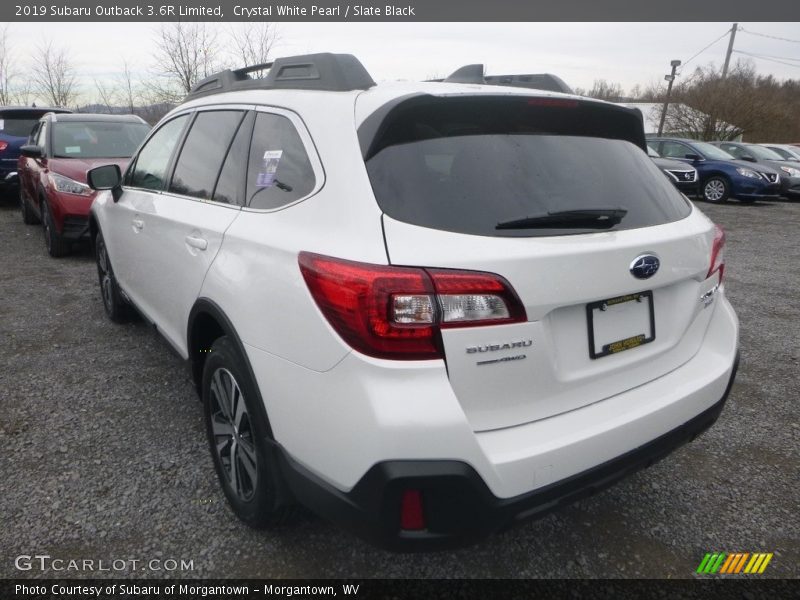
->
149, 22, 226, 103
119, 59, 137, 113
228, 23, 279, 76
664, 60, 766, 140
31, 41, 78, 107
0, 25, 12, 105
576, 79, 625, 101
94, 79, 118, 113
10, 79, 35, 106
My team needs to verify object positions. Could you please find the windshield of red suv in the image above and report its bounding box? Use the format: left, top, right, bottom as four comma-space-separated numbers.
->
52, 121, 151, 159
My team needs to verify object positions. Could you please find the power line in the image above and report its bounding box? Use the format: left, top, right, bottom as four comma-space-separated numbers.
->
738, 28, 800, 45
734, 49, 800, 63
734, 51, 800, 69
679, 27, 732, 72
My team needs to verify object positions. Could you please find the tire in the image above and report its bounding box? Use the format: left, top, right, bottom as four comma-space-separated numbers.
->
95, 230, 133, 323
203, 336, 295, 528
702, 176, 731, 204
20, 191, 40, 225
41, 197, 70, 257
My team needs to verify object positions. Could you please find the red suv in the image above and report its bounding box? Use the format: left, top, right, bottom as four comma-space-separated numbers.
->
19, 113, 150, 256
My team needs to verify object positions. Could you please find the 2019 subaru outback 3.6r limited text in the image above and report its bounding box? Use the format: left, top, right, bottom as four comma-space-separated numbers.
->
86, 54, 740, 551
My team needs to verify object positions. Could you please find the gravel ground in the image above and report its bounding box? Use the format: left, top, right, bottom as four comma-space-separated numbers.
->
0, 194, 797, 580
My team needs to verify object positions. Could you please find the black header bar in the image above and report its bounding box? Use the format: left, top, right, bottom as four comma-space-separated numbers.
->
5, 0, 800, 22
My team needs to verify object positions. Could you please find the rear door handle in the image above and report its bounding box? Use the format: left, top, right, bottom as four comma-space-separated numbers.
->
185, 235, 208, 251
132, 218, 144, 230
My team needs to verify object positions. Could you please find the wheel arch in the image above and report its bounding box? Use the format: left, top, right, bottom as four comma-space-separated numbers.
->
88, 213, 100, 248
702, 170, 732, 183
187, 299, 275, 438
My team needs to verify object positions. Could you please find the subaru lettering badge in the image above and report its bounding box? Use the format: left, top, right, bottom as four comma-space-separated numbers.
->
630, 254, 660, 279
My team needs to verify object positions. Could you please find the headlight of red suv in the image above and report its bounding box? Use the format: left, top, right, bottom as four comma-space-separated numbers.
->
49, 173, 93, 196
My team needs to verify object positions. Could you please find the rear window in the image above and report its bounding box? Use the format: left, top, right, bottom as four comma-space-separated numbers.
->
364, 97, 691, 237
52, 121, 150, 159
0, 117, 39, 138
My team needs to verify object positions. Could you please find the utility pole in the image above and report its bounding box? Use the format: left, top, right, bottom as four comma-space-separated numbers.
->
708, 23, 738, 140
657, 60, 681, 136
721, 23, 738, 79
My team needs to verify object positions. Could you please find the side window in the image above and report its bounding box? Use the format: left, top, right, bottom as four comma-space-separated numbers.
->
213, 111, 254, 205
246, 112, 316, 210
660, 142, 689, 159
36, 122, 48, 150
28, 123, 41, 145
128, 115, 189, 191
169, 110, 245, 201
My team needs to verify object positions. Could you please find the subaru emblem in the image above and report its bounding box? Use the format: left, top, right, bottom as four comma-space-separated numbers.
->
630, 254, 660, 279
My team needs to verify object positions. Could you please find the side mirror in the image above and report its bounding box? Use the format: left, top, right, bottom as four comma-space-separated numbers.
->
87, 164, 123, 201
20, 144, 43, 159
685, 153, 701, 161
87, 164, 121, 190
741, 155, 757, 163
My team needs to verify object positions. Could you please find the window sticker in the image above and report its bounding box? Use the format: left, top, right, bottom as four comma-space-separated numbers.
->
256, 150, 283, 188
0, 119, 4, 130
65, 146, 81, 154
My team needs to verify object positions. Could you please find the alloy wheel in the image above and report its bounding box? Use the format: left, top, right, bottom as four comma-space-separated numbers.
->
97, 240, 114, 312
209, 368, 258, 501
705, 180, 726, 202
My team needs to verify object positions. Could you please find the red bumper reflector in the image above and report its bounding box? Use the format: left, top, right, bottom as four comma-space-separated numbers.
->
400, 489, 425, 531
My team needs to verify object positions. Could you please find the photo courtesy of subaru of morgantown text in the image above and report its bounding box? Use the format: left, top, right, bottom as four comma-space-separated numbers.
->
78, 53, 739, 550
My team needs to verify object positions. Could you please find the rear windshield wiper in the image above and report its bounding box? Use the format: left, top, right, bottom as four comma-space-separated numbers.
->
496, 208, 628, 230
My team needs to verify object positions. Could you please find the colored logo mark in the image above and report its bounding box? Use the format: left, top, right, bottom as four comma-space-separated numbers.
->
696, 552, 773, 574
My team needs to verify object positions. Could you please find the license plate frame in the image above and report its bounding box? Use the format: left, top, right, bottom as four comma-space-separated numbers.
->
586, 291, 656, 359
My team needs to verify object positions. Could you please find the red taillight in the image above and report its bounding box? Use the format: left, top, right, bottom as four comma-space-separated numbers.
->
706, 224, 725, 283
0, 141, 8, 152
298, 252, 527, 360
400, 489, 425, 531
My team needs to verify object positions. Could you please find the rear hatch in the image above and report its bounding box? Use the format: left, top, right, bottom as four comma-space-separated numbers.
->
361, 94, 720, 432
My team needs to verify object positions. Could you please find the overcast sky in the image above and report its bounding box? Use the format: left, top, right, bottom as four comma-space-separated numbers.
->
7, 21, 800, 102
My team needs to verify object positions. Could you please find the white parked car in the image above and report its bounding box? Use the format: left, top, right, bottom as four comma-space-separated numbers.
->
87, 53, 739, 550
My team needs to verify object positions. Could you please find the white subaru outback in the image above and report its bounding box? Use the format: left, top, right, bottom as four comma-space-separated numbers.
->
87, 53, 739, 551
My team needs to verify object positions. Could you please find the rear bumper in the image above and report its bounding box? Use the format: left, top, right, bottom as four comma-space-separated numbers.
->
0, 169, 18, 190
277, 353, 738, 551
263, 295, 739, 551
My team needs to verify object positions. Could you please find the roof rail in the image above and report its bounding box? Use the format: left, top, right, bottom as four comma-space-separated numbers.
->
186, 53, 376, 100
444, 64, 486, 84
484, 73, 573, 94
433, 66, 573, 94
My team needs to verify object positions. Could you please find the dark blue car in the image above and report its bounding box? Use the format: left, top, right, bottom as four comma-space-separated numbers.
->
0, 106, 72, 197
647, 137, 781, 203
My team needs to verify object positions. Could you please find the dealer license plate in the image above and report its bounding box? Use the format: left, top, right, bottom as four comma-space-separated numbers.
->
586, 291, 655, 359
